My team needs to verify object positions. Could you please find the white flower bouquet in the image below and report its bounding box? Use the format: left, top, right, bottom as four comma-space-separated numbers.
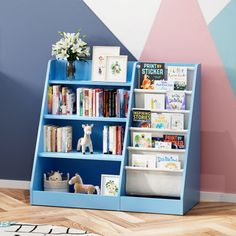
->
52, 31, 90, 61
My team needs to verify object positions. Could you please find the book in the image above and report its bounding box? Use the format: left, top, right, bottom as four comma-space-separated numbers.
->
125, 90, 129, 117
156, 154, 181, 170
52, 85, 60, 115
61, 87, 67, 115
171, 113, 184, 130
166, 92, 185, 110
139, 62, 165, 89
47, 86, 53, 114
83, 88, 90, 116
154, 80, 174, 91
144, 94, 165, 110
76, 88, 83, 116
151, 113, 171, 129
116, 126, 122, 155
103, 126, 108, 154
167, 66, 187, 90
131, 154, 156, 168
133, 132, 152, 148
154, 141, 172, 150
163, 135, 185, 149
57, 127, 63, 152
96, 90, 104, 117
132, 110, 151, 128
62, 126, 72, 152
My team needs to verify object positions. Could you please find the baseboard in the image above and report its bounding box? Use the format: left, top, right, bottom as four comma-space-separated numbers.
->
0, 179, 30, 190
200, 191, 236, 203
0, 180, 235, 203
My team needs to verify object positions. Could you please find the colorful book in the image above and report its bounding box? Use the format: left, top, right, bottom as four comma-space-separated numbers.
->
133, 132, 152, 148
151, 113, 171, 129
139, 62, 165, 89
47, 86, 53, 114
156, 154, 181, 170
131, 154, 156, 168
167, 66, 187, 90
163, 135, 185, 149
144, 94, 165, 110
166, 92, 185, 110
132, 110, 151, 128
171, 113, 184, 130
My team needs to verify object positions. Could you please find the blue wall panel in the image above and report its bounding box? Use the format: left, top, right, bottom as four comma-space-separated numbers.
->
0, 0, 135, 180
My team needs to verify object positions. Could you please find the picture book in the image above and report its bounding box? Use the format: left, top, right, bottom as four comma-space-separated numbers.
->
171, 113, 184, 130
139, 63, 165, 89
151, 113, 171, 129
131, 154, 156, 168
163, 135, 185, 149
153, 140, 172, 150
167, 66, 187, 90
132, 110, 151, 128
144, 94, 165, 110
133, 132, 152, 148
166, 92, 186, 110
154, 80, 174, 91
156, 154, 181, 170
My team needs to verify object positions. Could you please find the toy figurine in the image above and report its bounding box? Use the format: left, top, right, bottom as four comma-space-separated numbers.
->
69, 173, 99, 194
48, 171, 63, 181
77, 124, 94, 154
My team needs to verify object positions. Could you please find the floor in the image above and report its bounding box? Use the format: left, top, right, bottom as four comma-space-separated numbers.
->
0, 189, 236, 236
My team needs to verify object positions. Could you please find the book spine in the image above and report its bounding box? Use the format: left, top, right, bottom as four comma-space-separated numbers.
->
65, 126, 72, 152
57, 127, 62, 152
108, 90, 112, 117
116, 90, 121, 118
125, 90, 129, 118
47, 126, 52, 152
61, 87, 67, 115
103, 126, 108, 154
103, 90, 109, 117
47, 86, 53, 114
52, 85, 60, 115
116, 126, 122, 155
112, 126, 117, 155
51, 127, 57, 152
43, 125, 48, 152
83, 89, 89, 116
76, 88, 81, 115
108, 126, 113, 154
66, 89, 71, 115
111, 90, 116, 117
89, 89, 93, 117
92, 89, 96, 117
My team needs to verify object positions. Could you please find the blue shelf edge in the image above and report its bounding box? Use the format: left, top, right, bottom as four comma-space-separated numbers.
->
44, 114, 127, 122
39, 151, 123, 161
31, 190, 120, 211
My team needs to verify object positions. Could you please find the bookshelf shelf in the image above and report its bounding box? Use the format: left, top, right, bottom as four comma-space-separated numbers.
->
132, 108, 190, 114
128, 147, 186, 153
49, 80, 131, 87
134, 89, 192, 95
44, 114, 127, 123
130, 127, 188, 134
39, 151, 123, 161
125, 166, 184, 173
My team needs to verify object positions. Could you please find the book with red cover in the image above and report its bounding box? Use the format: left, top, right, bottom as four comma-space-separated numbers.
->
163, 135, 185, 149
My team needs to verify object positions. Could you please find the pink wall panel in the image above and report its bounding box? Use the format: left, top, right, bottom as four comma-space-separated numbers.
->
140, 0, 236, 193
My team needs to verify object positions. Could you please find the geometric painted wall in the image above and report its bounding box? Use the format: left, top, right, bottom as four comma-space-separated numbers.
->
1, 0, 236, 195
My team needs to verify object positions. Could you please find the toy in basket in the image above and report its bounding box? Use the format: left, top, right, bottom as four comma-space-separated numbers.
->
44, 171, 69, 192
77, 124, 94, 154
69, 173, 100, 194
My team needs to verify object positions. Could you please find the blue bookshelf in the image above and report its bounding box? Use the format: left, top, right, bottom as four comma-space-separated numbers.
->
30, 59, 137, 211
30, 60, 200, 215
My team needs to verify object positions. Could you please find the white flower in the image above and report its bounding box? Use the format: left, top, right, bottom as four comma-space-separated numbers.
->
51, 31, 90, 61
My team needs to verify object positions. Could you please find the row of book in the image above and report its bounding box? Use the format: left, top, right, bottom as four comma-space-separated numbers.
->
103, 125, 124, 155
48, 86, 75, 115
77, 88, 129, 118
139, 63, 188, 91
133, 110, 184, 130
44, 125, 72, 152
130, 153, 181, 170
143, 92, 186, 110
133, 132, 185, 150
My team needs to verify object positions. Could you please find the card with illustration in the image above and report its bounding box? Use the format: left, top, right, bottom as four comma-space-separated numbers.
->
101, 174, 120, 196
133, 132, 152, 148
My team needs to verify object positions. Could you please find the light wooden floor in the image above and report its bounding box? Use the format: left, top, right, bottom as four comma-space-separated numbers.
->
0, 189, 236, 236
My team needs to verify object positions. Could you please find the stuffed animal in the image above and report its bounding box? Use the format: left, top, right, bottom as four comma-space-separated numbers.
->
48, 171, 63, 181
77, 124, 94, 154
68, 173, 99, 194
